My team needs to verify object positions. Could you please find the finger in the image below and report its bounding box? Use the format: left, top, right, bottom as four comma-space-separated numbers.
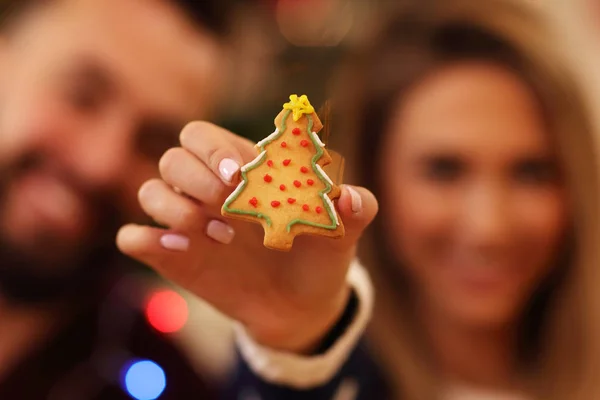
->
116, 224, 191, 278
138, 179, 207, 233
117, 222, 235, 279
159, 147, 230, 206
117, 224, 181, 263
336, 185, 379, 244
179, 121, 256, 185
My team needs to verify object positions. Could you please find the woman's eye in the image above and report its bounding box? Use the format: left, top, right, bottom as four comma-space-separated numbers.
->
513, 158, 558, 185
423, 156, 464, 182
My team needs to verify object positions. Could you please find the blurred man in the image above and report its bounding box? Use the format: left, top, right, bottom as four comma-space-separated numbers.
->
0, 0, 238, 397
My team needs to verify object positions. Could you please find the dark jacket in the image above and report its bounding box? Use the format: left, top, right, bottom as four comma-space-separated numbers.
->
224, 341, 388, 400
223, 291, 390, 400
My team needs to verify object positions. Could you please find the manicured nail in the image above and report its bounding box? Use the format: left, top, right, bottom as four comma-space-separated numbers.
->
346, 186, 363, 214
206, 220, 235, 244
218, 158, 240, 183
160, 234, 190, 251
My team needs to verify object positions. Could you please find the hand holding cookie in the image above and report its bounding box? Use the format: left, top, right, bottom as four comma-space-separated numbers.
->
117, 96, 378, 353
222, 95, 344, 251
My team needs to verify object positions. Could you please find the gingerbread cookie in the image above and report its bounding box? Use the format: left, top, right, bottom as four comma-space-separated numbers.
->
221, 94, 345, 251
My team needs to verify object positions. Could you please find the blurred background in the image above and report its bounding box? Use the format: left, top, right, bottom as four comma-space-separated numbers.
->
188, 0, 600, 381
148, 0, 600, 394
0, 0, 598, 399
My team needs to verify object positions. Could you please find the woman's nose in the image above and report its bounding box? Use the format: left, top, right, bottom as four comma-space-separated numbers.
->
461, 181, 511, 247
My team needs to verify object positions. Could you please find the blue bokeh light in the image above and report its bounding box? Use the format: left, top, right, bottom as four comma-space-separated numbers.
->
123, 360, 166, 400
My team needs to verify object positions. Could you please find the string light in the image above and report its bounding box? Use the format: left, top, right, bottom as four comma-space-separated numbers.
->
145, 290, 188, 334
122, 360, 166, 400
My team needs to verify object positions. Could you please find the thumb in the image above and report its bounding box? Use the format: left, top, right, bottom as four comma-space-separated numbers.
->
336, 185, 379, 244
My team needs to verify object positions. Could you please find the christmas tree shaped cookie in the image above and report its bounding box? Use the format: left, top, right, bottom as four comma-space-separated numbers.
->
222, 95, 344, 251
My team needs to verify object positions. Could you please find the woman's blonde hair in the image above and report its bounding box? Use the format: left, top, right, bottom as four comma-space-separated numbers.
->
332, 0, 600, 398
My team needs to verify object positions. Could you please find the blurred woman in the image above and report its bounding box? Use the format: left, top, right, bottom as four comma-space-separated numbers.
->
118, 0, 600, 399
331, 0, 600, 398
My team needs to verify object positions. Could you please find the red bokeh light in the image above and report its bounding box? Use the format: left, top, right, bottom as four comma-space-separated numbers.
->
145, 290, 188, 334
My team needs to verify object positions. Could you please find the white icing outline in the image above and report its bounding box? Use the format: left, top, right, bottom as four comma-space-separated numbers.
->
324, 194, 340, 226
312, 132, 325, 147
256, 129, 279, 148
224, 151, 266, 206
224, 180, 245, 205
241, 150, 267, 172
315, 164, 333, 186
313, 163, 338, 226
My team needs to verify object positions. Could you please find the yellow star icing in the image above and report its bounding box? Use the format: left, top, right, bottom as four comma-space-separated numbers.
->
283, 94, 315, 121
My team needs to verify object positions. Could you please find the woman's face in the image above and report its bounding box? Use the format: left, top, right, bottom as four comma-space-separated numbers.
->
382, 62, 568, 328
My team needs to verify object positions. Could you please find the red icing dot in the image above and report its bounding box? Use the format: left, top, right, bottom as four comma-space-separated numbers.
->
264, 174, 272, 183
271, 201, 281, 208
316, 206, 323, 214
249, 197, 258, 207
283, 159, 291, 166
307, 179, 314, 186
293, 180, 301, 188
279, 184, 286, 191
300, 140, 309, 147
287, 198, 296, 204
292, 128, 301, 135
267, 160, 273, 167
300, 166, 309, 173
281, 142, 287, 148
302, 204, 310, 211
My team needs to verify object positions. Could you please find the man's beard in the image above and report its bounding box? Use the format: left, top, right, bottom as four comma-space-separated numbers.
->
0, 153, 130, 304
0, 238, 124, 304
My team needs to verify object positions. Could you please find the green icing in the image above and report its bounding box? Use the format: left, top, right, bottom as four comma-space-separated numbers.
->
222, 150, 272, 226
222, 110, 292, 226
286, 114, 338, 232
223, 110, 338, 233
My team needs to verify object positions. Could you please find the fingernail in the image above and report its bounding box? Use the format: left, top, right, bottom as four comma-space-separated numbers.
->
206, 220, 236, 244
346, 186, 363, 214
218, 158, 240, 183
160, 234, 190, 251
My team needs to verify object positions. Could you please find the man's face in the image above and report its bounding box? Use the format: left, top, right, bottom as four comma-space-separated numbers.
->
0, 0, 224, 275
